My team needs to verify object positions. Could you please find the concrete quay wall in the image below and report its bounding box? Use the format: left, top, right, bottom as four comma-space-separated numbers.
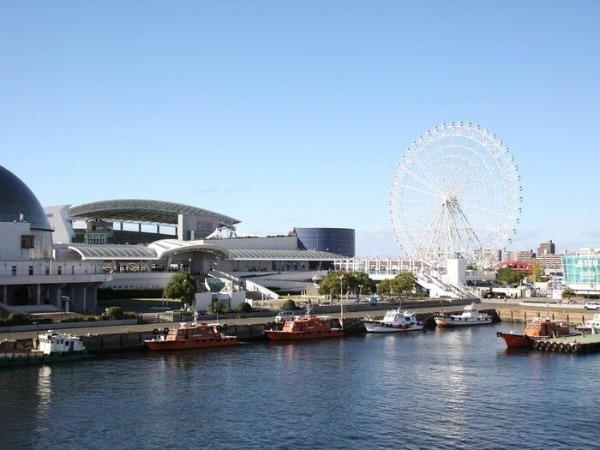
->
496, 307, 591, 326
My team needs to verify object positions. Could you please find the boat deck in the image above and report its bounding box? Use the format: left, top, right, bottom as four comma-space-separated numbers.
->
531, 333, 600, 354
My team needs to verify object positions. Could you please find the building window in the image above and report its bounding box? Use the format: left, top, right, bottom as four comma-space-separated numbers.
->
12, 266, 17, 276
21, 235, 35, 249
29, 266, 34, 275
57, 266, 62, 275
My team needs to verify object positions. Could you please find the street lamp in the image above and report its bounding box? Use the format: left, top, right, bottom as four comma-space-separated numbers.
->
359, 284, 363, 303
339, 275, 344, 325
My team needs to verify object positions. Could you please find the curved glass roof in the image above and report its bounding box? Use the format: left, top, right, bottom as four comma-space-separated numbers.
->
68, 242, 344, 262
226, 249, 344, 260
0, 165, 52, 231
68, 199, 240, 226
69, 244, 158, 260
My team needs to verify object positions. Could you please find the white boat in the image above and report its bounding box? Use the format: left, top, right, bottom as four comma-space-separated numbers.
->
362, 308, 424, 333
0, 330, 93, 367
576, 313, 600, 333
434, 303, 492, 328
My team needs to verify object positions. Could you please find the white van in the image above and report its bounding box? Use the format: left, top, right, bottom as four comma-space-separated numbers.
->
274, 311, 296, 323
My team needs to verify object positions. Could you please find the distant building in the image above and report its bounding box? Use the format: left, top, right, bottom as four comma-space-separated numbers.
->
502, 249, 536, 264
0, 165, 352, 314
563, 249, 600, 295
0, 166, 107, 313
538, 240, 555, 255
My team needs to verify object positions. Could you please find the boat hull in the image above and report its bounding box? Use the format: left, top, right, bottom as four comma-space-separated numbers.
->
363, 322, 424, 333
144, 338, 238, 351
0, 351, 93, 368
434, 317, 492, 327
496, 331, 534, 349
264, 330, 344, 341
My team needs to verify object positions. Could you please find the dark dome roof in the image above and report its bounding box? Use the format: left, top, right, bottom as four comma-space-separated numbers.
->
0, 166, 51, 230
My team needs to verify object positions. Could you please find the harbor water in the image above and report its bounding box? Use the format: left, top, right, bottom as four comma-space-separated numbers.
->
2, 322, 599, 449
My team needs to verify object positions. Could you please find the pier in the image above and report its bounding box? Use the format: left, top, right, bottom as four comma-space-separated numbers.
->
3, 300, 600, 355
529, 333, 600, 354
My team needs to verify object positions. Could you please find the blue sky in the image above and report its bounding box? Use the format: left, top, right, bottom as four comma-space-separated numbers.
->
1, 1, 598, 257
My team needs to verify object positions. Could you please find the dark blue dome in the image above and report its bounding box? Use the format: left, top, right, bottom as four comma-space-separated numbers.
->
0, 166, 51, 230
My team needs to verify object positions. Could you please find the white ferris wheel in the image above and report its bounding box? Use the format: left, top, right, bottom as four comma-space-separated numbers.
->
389, 121, 522, 268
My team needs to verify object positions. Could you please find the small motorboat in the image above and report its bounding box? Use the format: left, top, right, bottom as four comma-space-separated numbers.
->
497, 317, 572, 349
575, 313, 600, 334
362, 308, 424, 333
144, 313, 238, 351
434, 303, 493, 328
0, 330, 93, 367
264, 313, 344, 341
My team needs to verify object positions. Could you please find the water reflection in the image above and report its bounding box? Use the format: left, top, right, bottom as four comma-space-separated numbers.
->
35, 365, 53, 422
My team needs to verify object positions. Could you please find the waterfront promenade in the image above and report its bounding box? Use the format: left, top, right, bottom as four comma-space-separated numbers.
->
0, 297, 593, 342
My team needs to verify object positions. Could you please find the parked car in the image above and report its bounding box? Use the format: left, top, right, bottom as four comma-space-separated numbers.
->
584, 302, 600, 310
274, 311, 296, 323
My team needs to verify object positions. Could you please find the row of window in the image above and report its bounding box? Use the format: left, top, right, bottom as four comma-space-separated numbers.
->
7, 265, 99, 276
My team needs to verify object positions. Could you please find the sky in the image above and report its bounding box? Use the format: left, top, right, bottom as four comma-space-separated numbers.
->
1, 1, 599, 258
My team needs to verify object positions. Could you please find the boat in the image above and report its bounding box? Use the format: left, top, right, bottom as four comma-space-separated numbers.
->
362, 308, 424, 333
497, 317, 572, 349
144, 314, 239, 351
575, 313, 600, 334
434, 303, 493, 328
264, 313, 344, 341
0, 330, 93, 367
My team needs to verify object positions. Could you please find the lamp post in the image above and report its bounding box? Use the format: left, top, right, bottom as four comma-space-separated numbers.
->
359, 284, 363, 303
339, 275, 344, 325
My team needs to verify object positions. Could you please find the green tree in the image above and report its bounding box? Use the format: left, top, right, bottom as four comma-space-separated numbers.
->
529, 262, 544, 283
346, 272, 376, 297
376, 279, 393, 298
562, 287, 576, 299
318, 271, 347, 298
496, 268, 525, 286
163, 272, 197, 306
392, 272, 416, 299
317, 271, 376, 298
376, 272, 416, 300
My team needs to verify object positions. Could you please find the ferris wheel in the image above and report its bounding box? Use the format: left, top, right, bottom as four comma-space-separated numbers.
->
389, 121, 522, 268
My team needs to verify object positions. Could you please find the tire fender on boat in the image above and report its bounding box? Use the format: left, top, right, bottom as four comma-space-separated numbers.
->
163, 328, 169, 335
152, 328, 159, 335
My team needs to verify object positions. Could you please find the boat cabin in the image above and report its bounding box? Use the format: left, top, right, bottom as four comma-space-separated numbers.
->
38, 331, 87, 355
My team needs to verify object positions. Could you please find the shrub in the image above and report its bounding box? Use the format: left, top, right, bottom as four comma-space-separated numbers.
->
281, 299, 297, 310
210, 301, 229, 314
239, 302, 253, 313
104, 306, 125, 320
6, 312, 30, 325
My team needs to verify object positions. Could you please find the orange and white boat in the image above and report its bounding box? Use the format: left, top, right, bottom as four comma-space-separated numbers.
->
497, 317, 571, 349
145, 314, 238, 351
264, 314, 344, 341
